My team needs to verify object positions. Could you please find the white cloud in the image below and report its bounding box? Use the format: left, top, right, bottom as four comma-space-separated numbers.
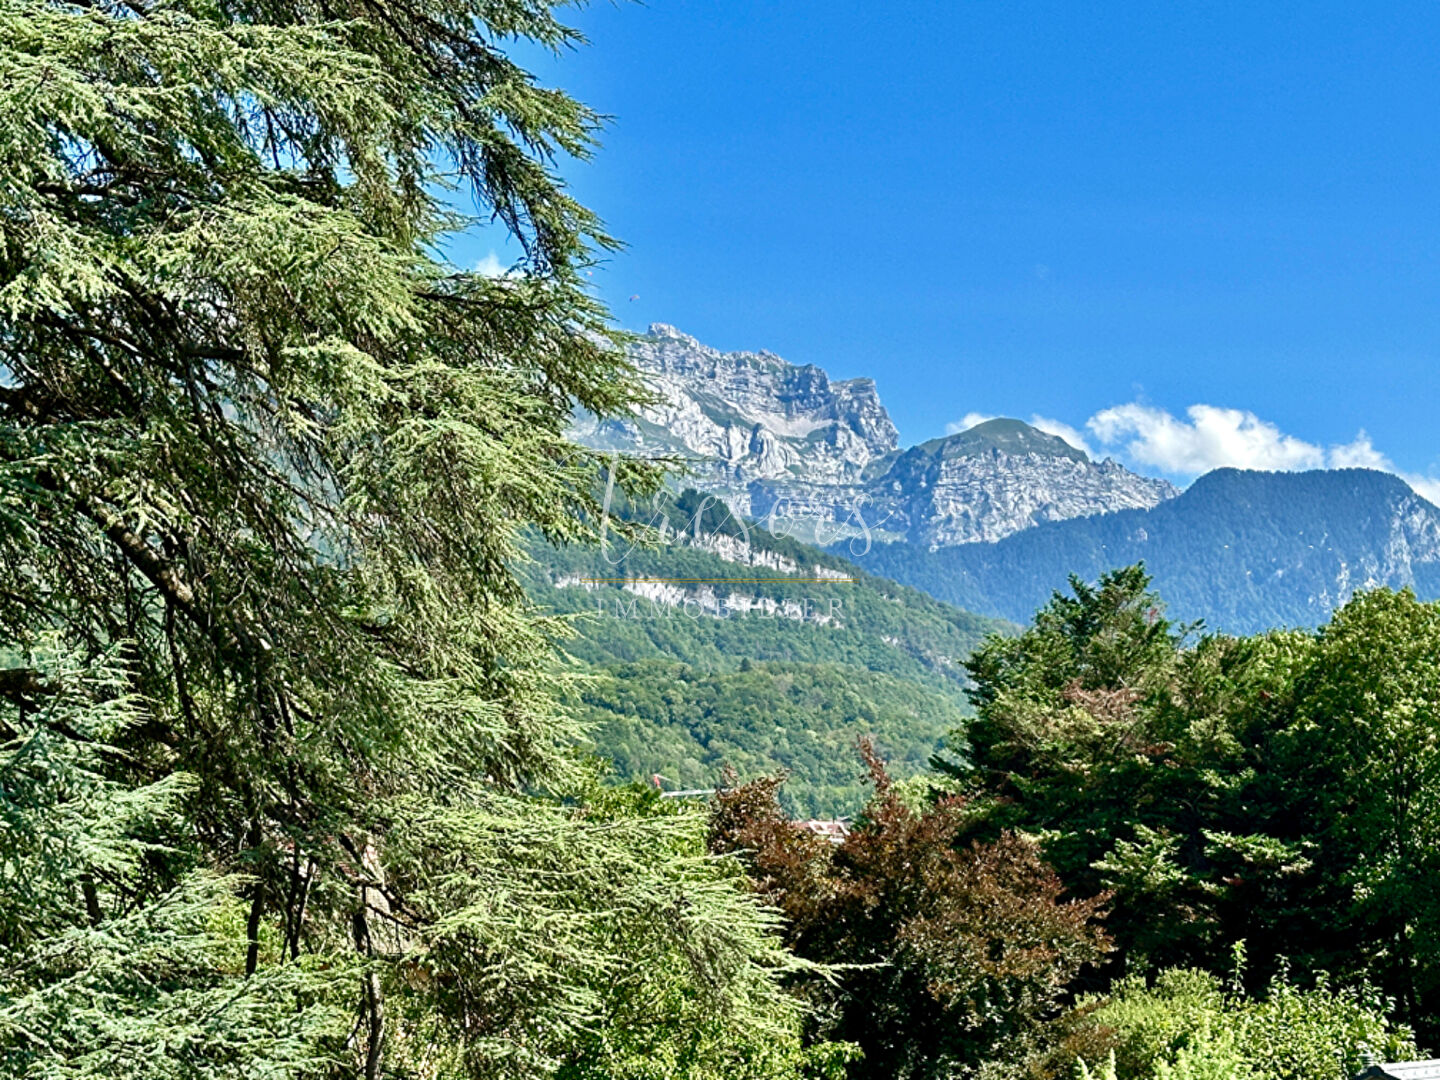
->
474, 251, 517, 278
946, 412, 995, 435
945, 411, 1095, 457
1029, 415, 1095, 458
1087, 403, 1325, 473
1086, 404, 1440, 504
1327, 430, 1389, 470
947, 401, 1440, 503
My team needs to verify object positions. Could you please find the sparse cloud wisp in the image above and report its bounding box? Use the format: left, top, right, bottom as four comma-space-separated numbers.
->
474, 251, 510, 277
946, 412, 995, 435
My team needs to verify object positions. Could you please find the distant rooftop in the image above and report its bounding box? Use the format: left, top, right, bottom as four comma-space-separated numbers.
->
800, 819, 850, 844
1356, 1061, 1440, 1080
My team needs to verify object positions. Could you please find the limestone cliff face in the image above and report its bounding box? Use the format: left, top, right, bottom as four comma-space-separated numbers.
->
622, 323, 898, 482
571, 325, 1176, 546
570, 325, 897, 538
866, 422, 1178, 547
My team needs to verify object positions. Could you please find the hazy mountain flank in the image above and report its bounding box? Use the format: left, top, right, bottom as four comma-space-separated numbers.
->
846, 467, 1440, 634
572, 324, 1440, 635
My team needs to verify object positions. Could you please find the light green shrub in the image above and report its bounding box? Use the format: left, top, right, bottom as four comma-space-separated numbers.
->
1073, 961, 1417, 1080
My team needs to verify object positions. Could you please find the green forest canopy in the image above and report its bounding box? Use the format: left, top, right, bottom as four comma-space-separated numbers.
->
708, 568, 1439, 1078
521, 489, 1007, 815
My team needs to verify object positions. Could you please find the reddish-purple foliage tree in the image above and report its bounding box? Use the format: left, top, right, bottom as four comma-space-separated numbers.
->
710, 742, 1112, 1079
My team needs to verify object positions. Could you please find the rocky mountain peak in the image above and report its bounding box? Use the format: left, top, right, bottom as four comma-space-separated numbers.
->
870, 418, 1178, 547
646, 322, 695, 343
940, 418, 1090, 462
571, 326, 1177, 547
584, 325, 899, 490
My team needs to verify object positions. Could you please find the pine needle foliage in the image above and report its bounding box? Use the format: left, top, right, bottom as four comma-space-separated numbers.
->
0, 2, 820, 1076
0, 640, 356, 1078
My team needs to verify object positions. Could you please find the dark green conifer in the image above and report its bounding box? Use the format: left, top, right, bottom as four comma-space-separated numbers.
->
0, 3, 826, 1075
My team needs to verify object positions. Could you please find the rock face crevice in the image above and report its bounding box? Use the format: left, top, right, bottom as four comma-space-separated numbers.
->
571, 324, 1177, 545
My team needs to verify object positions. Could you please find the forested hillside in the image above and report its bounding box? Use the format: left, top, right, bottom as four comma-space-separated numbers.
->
522, 490, 1009, 813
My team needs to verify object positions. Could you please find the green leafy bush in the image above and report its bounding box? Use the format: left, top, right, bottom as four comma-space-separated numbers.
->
1068, 962, 1417, 1080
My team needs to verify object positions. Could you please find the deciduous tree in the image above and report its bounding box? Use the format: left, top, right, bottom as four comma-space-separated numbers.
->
711, 745, 1111, 1079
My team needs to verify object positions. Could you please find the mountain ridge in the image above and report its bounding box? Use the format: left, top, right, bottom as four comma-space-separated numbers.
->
572, 324, 1177, 546
521, 488, 1013, 814
871, 419, 1177, 547
916, 418, 1089, 462
842, 466, 1440, 634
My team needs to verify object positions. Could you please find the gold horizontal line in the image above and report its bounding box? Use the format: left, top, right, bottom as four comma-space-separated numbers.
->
577, 577, 855, 584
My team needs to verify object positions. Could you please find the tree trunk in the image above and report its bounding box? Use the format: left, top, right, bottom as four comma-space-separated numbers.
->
245, 818, 265, 976
352, 904, 385, 1080
79, 873, 102, 926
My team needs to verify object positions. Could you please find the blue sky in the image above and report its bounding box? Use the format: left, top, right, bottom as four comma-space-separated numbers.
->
454, 1, 1440, 496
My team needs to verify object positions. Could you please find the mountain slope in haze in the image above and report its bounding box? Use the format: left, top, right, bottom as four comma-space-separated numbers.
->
520, 491, 1012, 815
844, 468, 1440, 634
572, 325, 1175, 546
